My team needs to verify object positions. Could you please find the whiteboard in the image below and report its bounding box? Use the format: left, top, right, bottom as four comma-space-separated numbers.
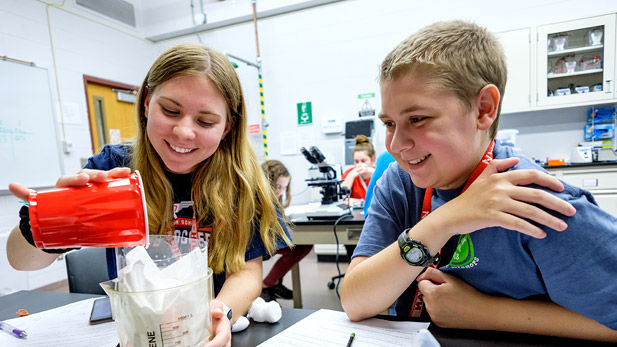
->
0, 59, 63, 192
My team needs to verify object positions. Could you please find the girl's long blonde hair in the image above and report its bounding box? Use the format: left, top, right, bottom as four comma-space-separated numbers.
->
131, 42, 290, 273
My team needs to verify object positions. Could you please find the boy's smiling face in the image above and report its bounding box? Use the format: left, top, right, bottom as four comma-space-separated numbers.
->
380, 72, 492, 190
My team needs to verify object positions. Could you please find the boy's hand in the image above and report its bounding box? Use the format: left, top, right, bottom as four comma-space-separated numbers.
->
205, 299, 232, 347
417, 268, 488, 330
445, 158, 576, 239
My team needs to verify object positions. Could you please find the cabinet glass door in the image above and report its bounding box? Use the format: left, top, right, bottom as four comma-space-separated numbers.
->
538, 14, 615, 107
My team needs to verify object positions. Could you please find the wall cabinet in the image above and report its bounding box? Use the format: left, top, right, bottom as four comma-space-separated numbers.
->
537, 14, 616, 108
496, 13, 617, 114
547, 165, 617, 217
497, 28, 533, 113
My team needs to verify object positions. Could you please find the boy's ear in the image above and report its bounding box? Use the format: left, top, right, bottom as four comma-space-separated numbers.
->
475, 84, 499, 131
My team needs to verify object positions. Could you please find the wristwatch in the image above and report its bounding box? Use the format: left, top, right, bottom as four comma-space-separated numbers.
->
398, 229, 440, 267
222, 303, 233, 330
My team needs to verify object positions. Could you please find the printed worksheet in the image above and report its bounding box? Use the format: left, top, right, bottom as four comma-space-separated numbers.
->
258, 309, 439, 347
0, 298, 118, 347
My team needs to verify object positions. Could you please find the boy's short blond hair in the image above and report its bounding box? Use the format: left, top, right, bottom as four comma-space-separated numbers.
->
380, 20, 507, 139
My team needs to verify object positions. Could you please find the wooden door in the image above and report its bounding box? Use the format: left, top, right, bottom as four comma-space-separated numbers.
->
84, 76, 138, 154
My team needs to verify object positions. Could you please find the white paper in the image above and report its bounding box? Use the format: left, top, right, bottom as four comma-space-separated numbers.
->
285, 202, 321, 217
258, 309, 438, 347
0, 298, 118, 347
280, 131, 297, 156
298, 131, 315, 154
109, 129, 121, 144
57, 101, 82, 125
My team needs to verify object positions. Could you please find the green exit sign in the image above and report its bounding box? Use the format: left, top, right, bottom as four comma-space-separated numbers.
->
297, 102, 312, 125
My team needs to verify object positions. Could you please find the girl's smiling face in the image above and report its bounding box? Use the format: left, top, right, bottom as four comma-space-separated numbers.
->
144, 74, 231, 174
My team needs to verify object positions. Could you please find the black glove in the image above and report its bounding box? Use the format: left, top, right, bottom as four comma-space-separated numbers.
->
19, 205, 75, 254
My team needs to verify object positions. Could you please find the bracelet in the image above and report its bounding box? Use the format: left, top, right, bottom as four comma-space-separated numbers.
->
18, 205, 75, 254
19, 206, 36, 246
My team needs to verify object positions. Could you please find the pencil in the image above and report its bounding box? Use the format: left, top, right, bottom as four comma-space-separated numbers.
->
346, 332, 355, 347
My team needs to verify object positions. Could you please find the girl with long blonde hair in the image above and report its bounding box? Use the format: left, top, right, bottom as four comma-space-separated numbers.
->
8, 42, 291, 347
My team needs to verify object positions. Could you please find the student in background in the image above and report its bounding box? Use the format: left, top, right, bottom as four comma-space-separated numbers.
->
341, 20, 617, 342
7, 42, 291, 347
340, 134, 376, 259
363, 151, 395, 217
341, 134, 376, 200
260, 160, 312, 301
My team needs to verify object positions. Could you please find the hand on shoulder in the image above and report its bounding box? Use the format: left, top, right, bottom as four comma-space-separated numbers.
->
437, 158, 576, 239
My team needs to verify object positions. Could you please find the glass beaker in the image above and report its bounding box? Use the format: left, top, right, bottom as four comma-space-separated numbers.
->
589, 29, 603, 46
565, 60, 577, 73
553, 35, 568, 51
102, 235, 212, 347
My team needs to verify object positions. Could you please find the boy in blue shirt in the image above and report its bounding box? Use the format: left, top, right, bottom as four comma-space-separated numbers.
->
340, 20, 617, 342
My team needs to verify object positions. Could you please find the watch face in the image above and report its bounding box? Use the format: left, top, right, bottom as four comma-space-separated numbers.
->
406, 247, 423, 263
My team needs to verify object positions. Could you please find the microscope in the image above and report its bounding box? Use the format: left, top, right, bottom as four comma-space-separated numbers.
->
300, 146, 350, 219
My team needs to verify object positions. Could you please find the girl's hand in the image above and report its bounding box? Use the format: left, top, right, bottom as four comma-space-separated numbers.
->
438, 158, 576, 239
55, 167, 131, 188
355, 163, 375, 178
347, 167, 360, 179
205, 299, 232, 347
8, 182, 34, 202
8, 167, 131, 202
341, 168, 359, 192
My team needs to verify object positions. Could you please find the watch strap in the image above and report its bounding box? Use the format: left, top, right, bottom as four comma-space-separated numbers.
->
398, 229, 440, 267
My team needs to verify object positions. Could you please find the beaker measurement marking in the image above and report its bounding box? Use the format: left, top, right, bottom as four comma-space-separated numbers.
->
160, 320, 190, 347
161, 333, 189, 347
177, 313, 192, 321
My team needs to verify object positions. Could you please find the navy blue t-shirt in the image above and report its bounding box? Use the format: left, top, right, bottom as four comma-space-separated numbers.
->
86, 144, 291, 295
356, 142, 617, 330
